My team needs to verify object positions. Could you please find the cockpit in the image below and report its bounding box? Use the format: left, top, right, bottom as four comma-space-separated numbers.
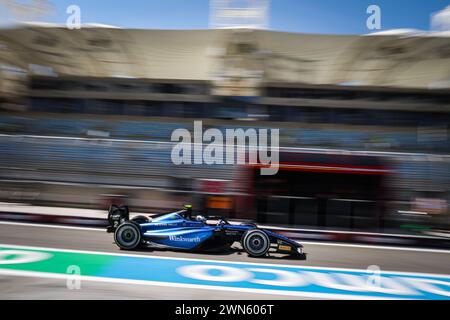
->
151, 205, 207, 224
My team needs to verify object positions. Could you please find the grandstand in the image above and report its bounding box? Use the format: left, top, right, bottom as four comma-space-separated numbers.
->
0, 25, 449, 231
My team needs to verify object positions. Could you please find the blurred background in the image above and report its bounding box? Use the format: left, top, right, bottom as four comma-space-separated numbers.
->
0, 0, 449, 242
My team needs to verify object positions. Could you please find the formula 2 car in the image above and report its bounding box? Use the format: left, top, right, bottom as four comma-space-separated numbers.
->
107, 205, 305, 259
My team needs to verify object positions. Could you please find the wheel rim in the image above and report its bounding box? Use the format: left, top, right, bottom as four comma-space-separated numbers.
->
117, 225, 139, 247
245, 232, 268, 255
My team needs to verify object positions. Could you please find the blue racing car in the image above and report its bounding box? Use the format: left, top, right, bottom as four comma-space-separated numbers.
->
107, 205, 305, 259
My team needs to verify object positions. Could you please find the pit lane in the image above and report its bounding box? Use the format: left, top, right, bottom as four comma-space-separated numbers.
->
0, 222, 449, 299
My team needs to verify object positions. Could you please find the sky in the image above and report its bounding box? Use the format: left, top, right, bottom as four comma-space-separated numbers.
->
0, 0, 449, 34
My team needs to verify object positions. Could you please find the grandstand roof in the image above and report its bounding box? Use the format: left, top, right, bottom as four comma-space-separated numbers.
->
0, 25, 450, 89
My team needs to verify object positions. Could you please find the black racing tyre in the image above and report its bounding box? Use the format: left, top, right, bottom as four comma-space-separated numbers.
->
114, 222, 142, 250
131, 215, 150, 224
242, 229, 270, 257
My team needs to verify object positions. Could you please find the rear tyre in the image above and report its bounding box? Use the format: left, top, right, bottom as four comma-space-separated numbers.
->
242, 229, 270, 257
114, 222, 142, 250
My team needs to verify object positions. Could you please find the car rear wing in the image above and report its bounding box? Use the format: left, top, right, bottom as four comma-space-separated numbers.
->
106, 205, 129, 233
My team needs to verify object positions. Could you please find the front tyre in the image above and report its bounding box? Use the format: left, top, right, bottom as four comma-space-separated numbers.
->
114, 222, 142, 250
242, 229, 270, 257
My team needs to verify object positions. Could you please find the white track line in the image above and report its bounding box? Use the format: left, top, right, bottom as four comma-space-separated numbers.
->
1, 220, 450, 255
299, 241, 450, 254
2, 133, 448, 159
267, 225, 447, 239
0, 221, 103, 232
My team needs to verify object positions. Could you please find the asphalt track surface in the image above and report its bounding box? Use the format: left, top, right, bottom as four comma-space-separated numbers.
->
1, 222, 450, 300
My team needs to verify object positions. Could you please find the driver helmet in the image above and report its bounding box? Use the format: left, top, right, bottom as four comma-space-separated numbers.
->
196, 215, 207, 223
